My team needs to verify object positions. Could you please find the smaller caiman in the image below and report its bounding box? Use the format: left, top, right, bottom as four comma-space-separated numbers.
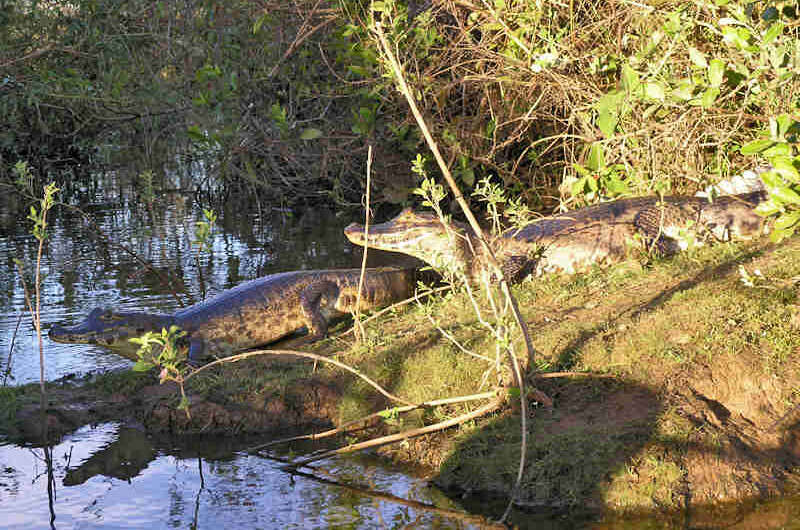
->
49, 267, 415, 361
344, 190, 770, 283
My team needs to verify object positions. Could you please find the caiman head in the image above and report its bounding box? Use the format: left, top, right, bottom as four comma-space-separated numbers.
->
345, 208, 475, 279
49, 307, 174, 347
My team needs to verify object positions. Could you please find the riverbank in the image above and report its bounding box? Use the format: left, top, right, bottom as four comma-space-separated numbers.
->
3, 236, 799, 516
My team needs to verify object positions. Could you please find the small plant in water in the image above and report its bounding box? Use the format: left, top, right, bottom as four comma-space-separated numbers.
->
13, 161, 59, 405
192, 208, 217, 300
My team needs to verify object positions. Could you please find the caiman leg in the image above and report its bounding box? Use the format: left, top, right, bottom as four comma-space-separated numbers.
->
299, 280, 341, 342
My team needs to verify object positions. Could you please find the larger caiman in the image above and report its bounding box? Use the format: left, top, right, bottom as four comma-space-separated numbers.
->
49, 267, 415, 361
345, 189, 770, 283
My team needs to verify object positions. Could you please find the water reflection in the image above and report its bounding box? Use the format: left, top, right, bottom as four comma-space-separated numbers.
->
0, 423, 482, 529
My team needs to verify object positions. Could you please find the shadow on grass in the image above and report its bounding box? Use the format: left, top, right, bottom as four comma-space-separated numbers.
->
433, 375, 664, 523
553, 245, 769, 370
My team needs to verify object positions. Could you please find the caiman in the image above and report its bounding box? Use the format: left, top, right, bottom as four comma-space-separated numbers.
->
49, 267, 415, 361
345, 188, 770, 283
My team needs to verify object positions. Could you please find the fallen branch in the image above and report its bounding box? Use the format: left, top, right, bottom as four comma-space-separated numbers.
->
286, 396, 505, 468
248, 390, 498, 452
287, 466, 505, 528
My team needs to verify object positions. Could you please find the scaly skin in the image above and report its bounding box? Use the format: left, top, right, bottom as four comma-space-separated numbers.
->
49, 267, 416, 361
344, 191, 769, 283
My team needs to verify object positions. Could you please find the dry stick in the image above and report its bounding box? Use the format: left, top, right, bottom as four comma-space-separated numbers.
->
287, 396, 505, 468
374, 23, 534, 522
248, 391, 498, 452
353, 145, 373, 342
186, 348, 417, 407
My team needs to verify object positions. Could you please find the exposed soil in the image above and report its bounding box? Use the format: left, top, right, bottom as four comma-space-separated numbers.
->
8, 358, 343, 444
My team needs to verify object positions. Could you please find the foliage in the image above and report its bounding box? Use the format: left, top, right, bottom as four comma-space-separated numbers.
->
131, 325, 192, 417
2, 0, 798, 211
359, 0, 799, 209
741, 114, 800, 242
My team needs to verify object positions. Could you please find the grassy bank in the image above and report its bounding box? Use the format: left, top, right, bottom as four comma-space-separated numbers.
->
2, 235, 798, 513
128, 232, 800, 512
302, 234, 800, 512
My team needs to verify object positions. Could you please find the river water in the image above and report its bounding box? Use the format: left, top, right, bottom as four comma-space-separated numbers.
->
1, 163, 800, 529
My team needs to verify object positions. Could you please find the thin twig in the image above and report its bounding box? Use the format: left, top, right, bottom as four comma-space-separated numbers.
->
415, 292, 494, 363
354, 145, 373, 342
3, 310, 24, 385
287, 396, 504, 468
186, 348, 417, 406
374, 24, 534, 522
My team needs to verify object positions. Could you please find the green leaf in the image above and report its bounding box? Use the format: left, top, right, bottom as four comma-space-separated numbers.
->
740, 139, 775, 155
760, 170, 782, 190
572, 163, 590, 177
587, 143, 605, 171
770, 156, 800, 183
763, 21, 783, 45
754, 200, 780, 217
700, 87, 720, 108
671, 79, 695, 101
605, 173, 629, 195
571, 176, 588, 196
644, 82, 666, 101
507, 387, 521, 399
708, 59, 725, 87
621, 64, 641, 94
253, 13, 269, 34
771, 186, 800, 205
597, 110, 617, 138
775, 114, 793, 139
132, 360, 155, 372
299, 128, 323, 141
688, 47, 708, 68
177, 396, 190, 410
763, 142, 793, 157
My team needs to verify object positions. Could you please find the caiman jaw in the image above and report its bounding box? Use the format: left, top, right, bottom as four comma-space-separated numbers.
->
48, 307, 170, 347
345, 208, 472, 278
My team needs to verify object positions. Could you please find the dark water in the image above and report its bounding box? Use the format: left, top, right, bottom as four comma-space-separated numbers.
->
2, 164, 800, 529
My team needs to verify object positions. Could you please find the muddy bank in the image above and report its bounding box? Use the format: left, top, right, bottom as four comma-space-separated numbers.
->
4, 358, 343, 444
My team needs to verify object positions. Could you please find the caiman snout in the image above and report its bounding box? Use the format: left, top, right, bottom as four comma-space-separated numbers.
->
48, 324, 67, 339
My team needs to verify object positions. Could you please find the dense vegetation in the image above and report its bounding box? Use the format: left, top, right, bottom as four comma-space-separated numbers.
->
1, 0, 799, 214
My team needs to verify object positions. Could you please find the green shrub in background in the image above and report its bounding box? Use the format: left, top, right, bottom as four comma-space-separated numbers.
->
2, 0, 797, 210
